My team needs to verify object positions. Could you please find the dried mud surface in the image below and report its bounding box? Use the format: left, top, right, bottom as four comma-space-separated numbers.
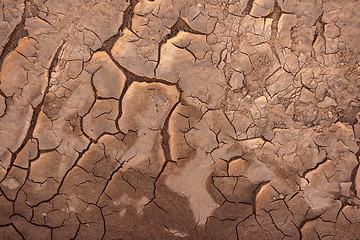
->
0, 0, 359, 239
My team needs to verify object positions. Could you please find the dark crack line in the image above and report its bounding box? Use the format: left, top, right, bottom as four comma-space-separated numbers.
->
9, 222, 25, 240
69, 216, 81, 240
100, 208, 107, 240
120, 0, 137, 33
251, 181, 270, 215
96, 0, 138, 53
298, 214, 323, 240
242, 0, 255, 16
266, 210, 292, 237
144, 99, 181, 206
114, 70, 132, 133
0, 3, 28, 76
267, 0, 282, 65
96, 163, 125, 204
0, 89, 6, 98
312, 13, 326, 46
301, 158, 330, 180
161, 101, 180, 164
10, 213, 54, 230
350, 163, 360, 198
11, 158, 33, 202
154, 17, 208, 76
104, 48, 177, 86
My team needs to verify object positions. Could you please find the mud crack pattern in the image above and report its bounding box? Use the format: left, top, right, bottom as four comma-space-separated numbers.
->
0, 0, 359, 239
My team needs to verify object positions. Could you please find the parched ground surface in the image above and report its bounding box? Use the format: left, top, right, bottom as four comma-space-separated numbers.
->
0, 0, 359, 239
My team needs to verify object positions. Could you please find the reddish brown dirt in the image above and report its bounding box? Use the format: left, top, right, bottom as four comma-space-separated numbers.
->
0, 0, 359, 239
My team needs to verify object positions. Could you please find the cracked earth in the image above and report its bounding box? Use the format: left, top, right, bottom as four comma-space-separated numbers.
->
0, 0, 359, 239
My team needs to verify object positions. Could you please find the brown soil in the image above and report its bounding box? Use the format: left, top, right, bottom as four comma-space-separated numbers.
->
0, 0, 359, 239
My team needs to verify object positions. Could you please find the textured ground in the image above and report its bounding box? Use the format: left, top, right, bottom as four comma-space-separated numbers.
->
0, 0, 359, 239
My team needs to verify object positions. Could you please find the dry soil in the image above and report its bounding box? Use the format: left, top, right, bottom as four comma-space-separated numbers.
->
0, 0, 359, 239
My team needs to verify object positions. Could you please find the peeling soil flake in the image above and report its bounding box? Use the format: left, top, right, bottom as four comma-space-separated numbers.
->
0, 0, 360, 239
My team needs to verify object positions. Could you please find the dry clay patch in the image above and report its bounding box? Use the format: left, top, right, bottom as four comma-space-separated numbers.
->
0, 0, 359, 239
